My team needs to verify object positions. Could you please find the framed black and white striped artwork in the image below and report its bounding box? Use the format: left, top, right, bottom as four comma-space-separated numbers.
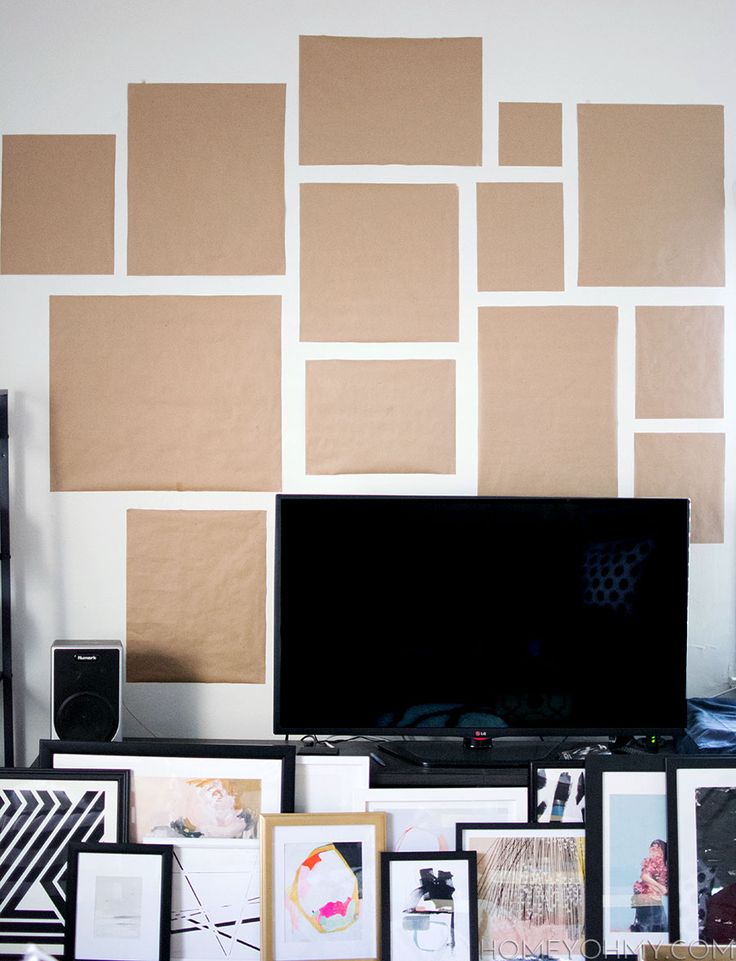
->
0, 768, 129, 958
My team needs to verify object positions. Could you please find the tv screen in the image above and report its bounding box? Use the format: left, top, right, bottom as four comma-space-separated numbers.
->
274, 495, 689, 745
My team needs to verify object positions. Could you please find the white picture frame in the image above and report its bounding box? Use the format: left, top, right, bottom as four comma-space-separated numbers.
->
294, 755, 370, 813
354, 785, 528, 851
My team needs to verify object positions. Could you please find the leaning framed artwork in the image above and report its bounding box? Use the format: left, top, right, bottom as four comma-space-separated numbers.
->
165, 839, 261, 960
260, 811, 386, 961
666, 756, 736, 944
64, 841, 172, 961
457, 821, 586, 960
39, 739, 296, 841
585, 754, 668, 958
0, 768, 129, 959
530, 761, 586, 823
355, 785, 528, 851
381, 850, 479, 961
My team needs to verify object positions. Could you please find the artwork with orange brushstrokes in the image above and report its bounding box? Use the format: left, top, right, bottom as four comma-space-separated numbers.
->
284, 840, 364, 943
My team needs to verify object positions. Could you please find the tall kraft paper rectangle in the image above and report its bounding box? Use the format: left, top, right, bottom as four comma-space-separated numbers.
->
478, 306, 618, 497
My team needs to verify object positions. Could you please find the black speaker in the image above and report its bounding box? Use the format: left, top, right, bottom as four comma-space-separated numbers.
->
51, 640, 123, 741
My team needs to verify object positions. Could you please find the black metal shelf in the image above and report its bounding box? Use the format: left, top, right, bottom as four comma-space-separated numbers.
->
1, 390, 14, 766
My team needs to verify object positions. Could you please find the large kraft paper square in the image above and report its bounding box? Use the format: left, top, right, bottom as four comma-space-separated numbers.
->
300, 183, 458, 342
128, 83, 285, 275
635, 433, 724, 543
477, 182, 564, 291
50, 296, 282, 491
299, 36, 482, 165
498, 102, 562, 166
478, 306, 618, 496
578, 104, 724, 286
306, 360, 456, 474
126, 510, 266, 683
1, 134, 115, 275
636, 306, 724, 418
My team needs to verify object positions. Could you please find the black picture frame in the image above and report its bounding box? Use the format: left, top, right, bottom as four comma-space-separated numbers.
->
380, 850, 479, 961
585, 754, 668, 959
666, 755, 736, 945
456, 820, 585, 961
529, 760, 586, 823
0, 768, 130, 958
38, 739, 297, 840
64, 841, 172, 961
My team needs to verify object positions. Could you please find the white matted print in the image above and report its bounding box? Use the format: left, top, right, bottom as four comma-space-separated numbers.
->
295, 756, 370, 813
50, 753, 284, 842
382, 851, 478, 961
166, 840, 260, 960
356, 786, 527, 851
66, 844, 171, 961
602, 769, 668, 955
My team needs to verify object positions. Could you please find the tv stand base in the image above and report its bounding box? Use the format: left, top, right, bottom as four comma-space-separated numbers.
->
378, 738, 560, 768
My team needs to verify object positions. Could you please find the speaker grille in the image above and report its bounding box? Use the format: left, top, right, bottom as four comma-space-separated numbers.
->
55, 691, 117, 740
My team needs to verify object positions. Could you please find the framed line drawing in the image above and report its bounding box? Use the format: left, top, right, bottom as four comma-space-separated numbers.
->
64, 842, 172, 961
666, 756, 736, 944
381, 850, 479, 961
355, 785, 528, 852
39, 740, 296, 842
0, 768, 129, 959
260, 811, 386, 961
163, 839, 261, 960
585, 754, 668, 958
531, 761, 586, 824
457, 821, 585, 960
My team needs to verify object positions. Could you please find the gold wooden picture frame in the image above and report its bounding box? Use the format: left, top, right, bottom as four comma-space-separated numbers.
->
260, 811, 387, 961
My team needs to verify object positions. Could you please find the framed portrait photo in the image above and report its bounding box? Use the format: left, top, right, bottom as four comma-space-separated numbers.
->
260, 811, 386, 961
666, 756, 736, 944
585, 754, 668, 958
39, 739, 296, 842
457, 822, 585, 961
531, 761, 586, 824
381, 850, 479, 961
0, 768, 129, 959
355, 785, 528, 852
64, 842, 173, 961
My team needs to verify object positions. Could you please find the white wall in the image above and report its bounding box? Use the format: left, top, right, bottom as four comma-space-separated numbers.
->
1, 0, 735, 764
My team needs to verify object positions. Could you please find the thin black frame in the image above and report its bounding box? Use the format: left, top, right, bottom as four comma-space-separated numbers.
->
666, 755, 736, 943
529, 760, 586, 823
0, 768, 130, 958
585, 754, 668, 959
63, 841, 172, 961
38, 739, 297, 813
456, 820, 585, 960
380, 850, 479, 961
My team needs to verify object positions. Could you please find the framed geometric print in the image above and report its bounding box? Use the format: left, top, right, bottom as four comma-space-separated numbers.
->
0, 768, 129, 958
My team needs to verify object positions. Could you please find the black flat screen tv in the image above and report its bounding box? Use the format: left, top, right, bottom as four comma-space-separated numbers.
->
274, 494, 690, 765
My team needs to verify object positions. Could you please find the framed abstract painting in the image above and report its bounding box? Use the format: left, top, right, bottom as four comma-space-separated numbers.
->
0, 768, 129, 958
355, 786, 528, 852
381, 850, 479, 961
260, 811, 386, 961
39, 739, 296, 841
531, 761, 586, 824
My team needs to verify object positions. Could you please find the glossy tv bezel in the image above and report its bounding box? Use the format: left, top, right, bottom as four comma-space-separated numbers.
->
273, 493, 690, 741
